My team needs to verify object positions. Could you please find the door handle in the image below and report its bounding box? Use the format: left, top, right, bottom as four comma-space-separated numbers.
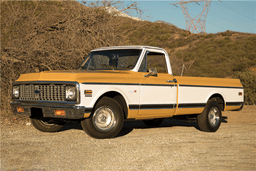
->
166, 78, 177, 83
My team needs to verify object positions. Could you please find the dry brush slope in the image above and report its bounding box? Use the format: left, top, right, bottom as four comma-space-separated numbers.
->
1, 0, 255, 122
1, 1, 125, 116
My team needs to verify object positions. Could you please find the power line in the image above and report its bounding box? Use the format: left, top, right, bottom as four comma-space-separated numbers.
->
195, 1, 250, 32
159, 0, 253, 33
170, 0, 212, 34
158, 1, 186, 21
219, 1, 254, 22
161, 0, 224, 32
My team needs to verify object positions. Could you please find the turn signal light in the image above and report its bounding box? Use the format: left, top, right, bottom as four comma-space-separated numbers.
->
84, 90, 92, 97
17, 107, 24, 113
55, 110, 65, 116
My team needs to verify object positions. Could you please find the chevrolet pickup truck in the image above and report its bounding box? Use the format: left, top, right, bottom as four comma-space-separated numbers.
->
11, 46, 244, 139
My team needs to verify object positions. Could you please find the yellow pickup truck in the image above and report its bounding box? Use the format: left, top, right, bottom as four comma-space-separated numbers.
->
11, 46, 244, 139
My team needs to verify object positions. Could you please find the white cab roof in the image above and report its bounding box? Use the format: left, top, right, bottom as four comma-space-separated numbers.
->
91, 45, 167, 52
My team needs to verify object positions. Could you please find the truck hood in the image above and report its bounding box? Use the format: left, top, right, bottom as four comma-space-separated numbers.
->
16, 70, 138, 84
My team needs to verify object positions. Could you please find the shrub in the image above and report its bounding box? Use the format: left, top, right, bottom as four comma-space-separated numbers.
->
233, 70, 256, 105
180, 32, 187, 37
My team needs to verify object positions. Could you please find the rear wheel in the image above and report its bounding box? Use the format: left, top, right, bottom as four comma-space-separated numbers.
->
30, 117, 65, 132
143, 119, 164, 127
81, 97, 124, 139
197, 98, 222, 132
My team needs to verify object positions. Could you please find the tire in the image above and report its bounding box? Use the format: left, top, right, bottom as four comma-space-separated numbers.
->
143, 119, 163, 127
81, 97, 124, 139
30, 117, 65, 132
197, 98, 222, 132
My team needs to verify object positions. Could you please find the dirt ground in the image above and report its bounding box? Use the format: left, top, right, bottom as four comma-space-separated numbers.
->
1, 105, 256, 171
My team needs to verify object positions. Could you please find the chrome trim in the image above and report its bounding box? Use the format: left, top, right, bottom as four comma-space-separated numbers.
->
93, 106, 117, 131
12, 81, 80, 104
11, 102, 84, 109
76, 83, 80, 104
179, 84, 243, 89
166, 79, 177, 83
144, 68, 157, 77
13, 81, 78, 85
208, 106, 220, 127
14, 99, 76, 104
12, 86, 20, 99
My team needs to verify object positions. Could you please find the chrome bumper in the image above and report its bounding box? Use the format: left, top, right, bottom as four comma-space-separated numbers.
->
11, 102, 92, 119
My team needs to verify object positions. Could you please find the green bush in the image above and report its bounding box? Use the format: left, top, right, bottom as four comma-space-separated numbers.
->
180, 32, 187, 37
234, 70, 256, 105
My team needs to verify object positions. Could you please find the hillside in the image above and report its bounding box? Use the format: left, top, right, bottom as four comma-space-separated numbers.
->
1, 1, 127, 117
1, 1, 255, 118
114, 18, 256, 105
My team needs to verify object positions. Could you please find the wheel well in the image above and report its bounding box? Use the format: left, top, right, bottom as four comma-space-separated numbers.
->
209, 94, 225, 111
94, 91, 128, 119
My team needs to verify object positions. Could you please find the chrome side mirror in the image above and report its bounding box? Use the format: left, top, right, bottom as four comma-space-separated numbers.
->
144, 68, 158, 77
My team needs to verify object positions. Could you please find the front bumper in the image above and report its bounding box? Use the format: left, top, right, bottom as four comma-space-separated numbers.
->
11, 102, 92, 119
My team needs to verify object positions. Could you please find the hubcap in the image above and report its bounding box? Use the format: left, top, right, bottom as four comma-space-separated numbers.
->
208, 107, 220, 127
93, 107, 116, 131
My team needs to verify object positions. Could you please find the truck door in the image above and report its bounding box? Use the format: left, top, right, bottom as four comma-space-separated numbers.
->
136, 50, 177, 118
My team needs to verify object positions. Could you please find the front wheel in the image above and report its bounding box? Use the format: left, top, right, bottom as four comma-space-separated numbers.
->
30, 117, 65, 132
81, 97, 124, 139
197, 98, 222, 132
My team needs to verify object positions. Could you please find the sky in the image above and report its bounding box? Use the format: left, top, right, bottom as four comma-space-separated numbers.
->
80, 0, 255, 34
123, 0, 256, 34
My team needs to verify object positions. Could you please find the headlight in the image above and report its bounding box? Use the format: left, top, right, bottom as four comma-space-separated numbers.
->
66, 86, 76, 100
13, 86, 19, 98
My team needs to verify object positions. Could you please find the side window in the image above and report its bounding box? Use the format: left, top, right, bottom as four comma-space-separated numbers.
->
139, 51, 167, 73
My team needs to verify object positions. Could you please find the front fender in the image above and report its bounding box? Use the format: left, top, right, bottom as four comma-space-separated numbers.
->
80, 83, 139, 109
90, 87, 130, 108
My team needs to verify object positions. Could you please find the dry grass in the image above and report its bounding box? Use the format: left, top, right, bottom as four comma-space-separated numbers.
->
1, 1, 255, 121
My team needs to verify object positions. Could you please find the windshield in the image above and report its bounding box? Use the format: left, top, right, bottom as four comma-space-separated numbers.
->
78, 49, 142, 70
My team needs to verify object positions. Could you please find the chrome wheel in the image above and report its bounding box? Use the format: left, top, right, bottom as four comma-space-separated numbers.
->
93, 106, 116, 131
30, 117, 65, 132
40, 118, 55, 126
81, 97, 124, 139
208, 107, 220, 127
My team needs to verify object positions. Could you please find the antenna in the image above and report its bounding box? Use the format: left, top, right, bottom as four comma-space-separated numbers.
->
171, 0, 212, 34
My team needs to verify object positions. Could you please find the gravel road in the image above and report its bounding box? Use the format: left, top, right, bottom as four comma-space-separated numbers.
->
1, 106, 256, 171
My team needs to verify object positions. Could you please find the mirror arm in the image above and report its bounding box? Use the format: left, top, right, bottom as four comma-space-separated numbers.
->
144, 73, 151, 77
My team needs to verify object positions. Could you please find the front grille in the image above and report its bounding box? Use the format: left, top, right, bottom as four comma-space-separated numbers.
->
19, 84, 66, 101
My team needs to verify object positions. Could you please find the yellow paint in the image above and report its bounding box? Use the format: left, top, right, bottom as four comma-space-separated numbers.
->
127, 109, 139, 119
174, 107, 204, 115
175, 76, 243, 88
16, 70, 140, 84
224, 106, 241, 111
135, 109, 175, 120
16, 70, 242, 88
84, 113, 91, 118
16, 70, 243, 119
137, 108, 175, 116
135, 72, 175, 85
174, 81, 179, 116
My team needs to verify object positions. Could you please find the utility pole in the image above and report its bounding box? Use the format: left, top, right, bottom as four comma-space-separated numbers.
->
170, 0, 212, 34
